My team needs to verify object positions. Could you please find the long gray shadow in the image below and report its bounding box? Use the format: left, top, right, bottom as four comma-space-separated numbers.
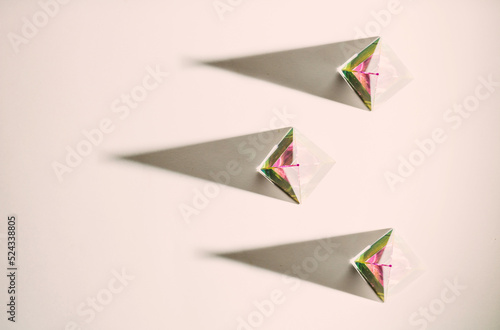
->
118, 127, 295, 203
214, 229, 393, 302
200, 37, 378, 110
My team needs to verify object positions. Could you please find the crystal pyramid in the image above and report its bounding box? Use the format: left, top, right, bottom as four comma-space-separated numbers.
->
352, 229, 424, 302
257, 128, 334, 203
339, 37, 412, 110
352, 229, 394, 302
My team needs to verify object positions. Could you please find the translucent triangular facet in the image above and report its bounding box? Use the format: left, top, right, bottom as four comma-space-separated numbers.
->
293, 131, 335, 201
352, 229, 393, 301
386, 234, 424, 294
371, 42, 412, 105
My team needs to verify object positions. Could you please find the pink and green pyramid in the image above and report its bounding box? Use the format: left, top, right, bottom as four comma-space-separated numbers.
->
258, 128, 334, 204
339, 37, 412, 110
352, 229, 394, 302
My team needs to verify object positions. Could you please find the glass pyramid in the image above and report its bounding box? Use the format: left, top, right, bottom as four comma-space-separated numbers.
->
352, 229, 394, 302
257, 128, 334, 203
339, 37, 412, 110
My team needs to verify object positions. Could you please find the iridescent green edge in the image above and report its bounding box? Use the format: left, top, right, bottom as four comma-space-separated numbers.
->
354, 228, 393, 302
260, 128, 299, 203
260, 128, 293, 169
355, 229, 393, 263
340, 37, 380, 110
342, 37, 379, 71
355, 262, 386, 301
260, 168, 299, 203
341, 71, 373, 110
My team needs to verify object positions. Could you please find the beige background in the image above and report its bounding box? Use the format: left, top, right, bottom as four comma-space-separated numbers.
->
1, 0, 500, 329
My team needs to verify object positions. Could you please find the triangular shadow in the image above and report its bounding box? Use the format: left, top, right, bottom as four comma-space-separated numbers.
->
117, 128, 297, 203
213, 229, 393, 302
200, 37, 379, 110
